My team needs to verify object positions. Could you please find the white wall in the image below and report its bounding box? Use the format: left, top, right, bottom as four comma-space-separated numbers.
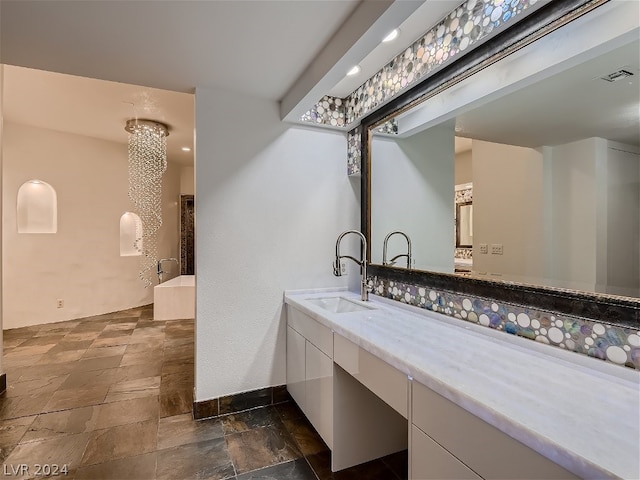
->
455, 149, 472, 185
371, 125, 455, 272
2, 122, 180, 328
545, 138, 601, 290
195, 86, 359, 401
605, 143, 639, 297
180, 166, 194, 195
472, 140, 544, 281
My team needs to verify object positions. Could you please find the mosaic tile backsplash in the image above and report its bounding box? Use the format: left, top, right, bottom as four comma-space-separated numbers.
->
370, 276, 640, 370
302, 0, 548, 129
347, 127, 362, 176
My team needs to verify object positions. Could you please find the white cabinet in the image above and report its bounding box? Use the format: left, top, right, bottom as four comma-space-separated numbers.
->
411, 381, 578, 480
286, 325, 305, 408
305, 341, 333, 447
411, 425, 481, 480
334, 333, 408, 418
286, 306, 334, 448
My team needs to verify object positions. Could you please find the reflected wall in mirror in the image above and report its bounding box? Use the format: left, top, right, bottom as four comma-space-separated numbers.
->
456, 203, 473, 248
367, 20, 639, 299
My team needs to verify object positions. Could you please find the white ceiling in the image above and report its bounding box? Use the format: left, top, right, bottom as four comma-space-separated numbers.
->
0, 0, 360, 100
3, 66, 196, 165
1, 0, 446, 166
454, 39, 640, 148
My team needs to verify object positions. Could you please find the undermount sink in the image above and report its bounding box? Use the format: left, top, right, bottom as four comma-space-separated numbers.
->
306, 296, 376, 313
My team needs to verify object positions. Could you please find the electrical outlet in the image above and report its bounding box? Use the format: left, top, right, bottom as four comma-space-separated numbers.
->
479, 244, 488, 254
57, 299, 64, 308
491, 244, 503, 255
341, 262, 347, 275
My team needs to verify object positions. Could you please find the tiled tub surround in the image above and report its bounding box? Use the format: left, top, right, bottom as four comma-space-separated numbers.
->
368, 276, 640, 370
284, 289, 640, 479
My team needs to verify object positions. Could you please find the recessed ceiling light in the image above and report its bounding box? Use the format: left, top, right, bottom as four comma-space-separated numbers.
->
181, 147, 192, 152
347, 65, 361, 76
382, 29, 399, 43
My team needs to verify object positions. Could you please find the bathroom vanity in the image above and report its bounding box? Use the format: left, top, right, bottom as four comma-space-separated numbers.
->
284, 289, 639, 479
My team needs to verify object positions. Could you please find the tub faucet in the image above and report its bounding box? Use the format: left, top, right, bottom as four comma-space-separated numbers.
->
333, 230, 370, 301
383, 231, 412, 269
157, 258, 179, 284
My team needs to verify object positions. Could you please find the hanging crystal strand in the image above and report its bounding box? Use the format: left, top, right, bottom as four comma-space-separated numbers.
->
126, 120, 168, 287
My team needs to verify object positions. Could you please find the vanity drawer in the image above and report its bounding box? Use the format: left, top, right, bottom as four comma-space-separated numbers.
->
334, 333, 408, 418
412, 381, 578, 479
287, 305, 333, 357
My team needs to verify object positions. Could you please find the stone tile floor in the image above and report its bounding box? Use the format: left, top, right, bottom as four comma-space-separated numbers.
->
1, 305, 407, 479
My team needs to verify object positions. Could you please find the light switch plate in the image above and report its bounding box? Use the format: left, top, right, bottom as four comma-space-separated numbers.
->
491, 244, 503, 255
479, 244, 488, 254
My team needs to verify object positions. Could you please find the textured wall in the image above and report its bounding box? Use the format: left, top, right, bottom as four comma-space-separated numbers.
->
195, 86, 360, 402
2, 123, 180, 328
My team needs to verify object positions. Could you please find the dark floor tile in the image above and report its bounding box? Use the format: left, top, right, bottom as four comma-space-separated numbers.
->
73, 355, 124, 373
3, 337, 27, 350
70, 321, 109, 333
156, 437, 235, 480
104, 376, 161, 403
307, 451, 398, 480
75, 451, 157, 480
43, 385, 109, 412
160, 371, 194, 391
91, 335, 132, 348
81, 419, 158, 466
275, 402, 305, 422
4, 344, 55, 357
21, 406, 100, 443
0, 416, 37, 448
17, 335, 67, 347
273, 386, 291, 404
82, 345, 128, 359
160, 387, 193, 417
282, 417, 329, 457
226, 424, 302, 475
120, 350, 163, 367
157, 413, 224, 450
103, 323, 137, 332
5, 432, 90, 478
126, 337, 165, 350
4, 375, 69, 397
2, 354, 44, 369
381, 450, 408, 480
221, 406, 283, 435
36, 349, 87, 365
237, 458, 317, 480
59, 368, 119, 390
0, 444, 16, 463
219, 388, 272, 415
46, 339, 95, 354
8, 362, 77, 382
116, 362, 163, 383
94, 396, 159, 429
64, 330, 103, 342
0, 393, 50, 420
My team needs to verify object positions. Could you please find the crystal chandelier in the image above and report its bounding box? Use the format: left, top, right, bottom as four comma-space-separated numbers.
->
125, 119, 169, 287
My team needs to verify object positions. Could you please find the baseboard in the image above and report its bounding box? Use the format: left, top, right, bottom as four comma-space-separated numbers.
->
193, 384, 290, 420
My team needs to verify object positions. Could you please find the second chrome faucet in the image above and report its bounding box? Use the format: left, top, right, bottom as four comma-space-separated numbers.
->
382, 231, 412, 269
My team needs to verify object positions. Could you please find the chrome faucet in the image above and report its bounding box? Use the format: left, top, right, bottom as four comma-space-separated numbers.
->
383, 231, 412, 269
157, 258, 179, 284
333, 230, 370, 301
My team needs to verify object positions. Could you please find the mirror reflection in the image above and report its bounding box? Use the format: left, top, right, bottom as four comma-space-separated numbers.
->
370, 37, 639, 299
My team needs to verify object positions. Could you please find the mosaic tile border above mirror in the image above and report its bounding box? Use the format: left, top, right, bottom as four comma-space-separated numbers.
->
369, 275, 640, 370
302, 0, 560, 129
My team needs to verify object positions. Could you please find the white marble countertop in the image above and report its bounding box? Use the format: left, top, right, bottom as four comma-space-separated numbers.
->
284, 288, 640, 479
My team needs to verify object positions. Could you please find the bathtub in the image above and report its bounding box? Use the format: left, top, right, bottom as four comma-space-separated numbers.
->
153, 275, 195, 321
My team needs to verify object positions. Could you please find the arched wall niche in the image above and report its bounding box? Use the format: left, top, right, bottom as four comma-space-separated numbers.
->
17, 180, 57, 233
119, 212, 143, 257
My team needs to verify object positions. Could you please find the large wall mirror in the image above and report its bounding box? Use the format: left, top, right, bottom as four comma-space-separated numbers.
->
365, 0, 639, 313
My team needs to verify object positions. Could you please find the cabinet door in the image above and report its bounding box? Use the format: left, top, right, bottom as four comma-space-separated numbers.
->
411, 425, 481, 480
286, 325, 306, 411
306, 341, 333, 448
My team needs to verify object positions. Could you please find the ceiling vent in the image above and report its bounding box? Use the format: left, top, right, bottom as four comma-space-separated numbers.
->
599, 69, 634, 82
